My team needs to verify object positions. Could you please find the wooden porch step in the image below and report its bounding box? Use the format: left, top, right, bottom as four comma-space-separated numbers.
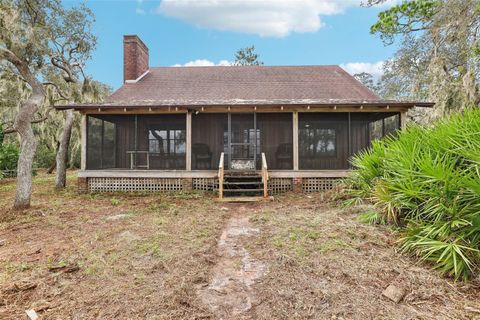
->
217, 196, 274, 203
223, 181, 263, 185
223, 188, 264, 193
225, 176, 262, 180
224, 171, 261, 177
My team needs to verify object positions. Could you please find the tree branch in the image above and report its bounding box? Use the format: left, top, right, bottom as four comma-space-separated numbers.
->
43, 81, 71, 100
0, 47, 44, 93
50, 57, 76, 83
31, 109, 52, 124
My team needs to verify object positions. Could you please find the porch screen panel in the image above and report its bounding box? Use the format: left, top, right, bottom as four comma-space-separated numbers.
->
367, 112, 400, 142
86, 116, 102, 169
257, 113, 293, 170
87, 115, 133, 169
191, 113, 228, 170
299, 113, 349, 170
113, 115, 136, 169
136, 115, 186, 170
351, 112, 400, 155
384, 113, 400, 136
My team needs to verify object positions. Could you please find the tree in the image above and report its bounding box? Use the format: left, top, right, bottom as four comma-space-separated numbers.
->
368, 0, 480, 123
0, 0, 96, 208
1, 70, 111, 174
51, 78, 111, 186
353, 72, 381, 94
44, 4, 96, 190
234, 46, 264, 66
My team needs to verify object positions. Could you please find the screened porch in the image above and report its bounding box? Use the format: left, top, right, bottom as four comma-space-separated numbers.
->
85, 112, 400, 171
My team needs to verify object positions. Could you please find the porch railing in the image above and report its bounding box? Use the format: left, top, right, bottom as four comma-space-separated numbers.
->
218, 152, 224, 200
261, 152, 269, 198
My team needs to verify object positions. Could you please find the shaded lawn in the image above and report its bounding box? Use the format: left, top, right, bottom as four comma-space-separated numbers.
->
0, 172, 479, 319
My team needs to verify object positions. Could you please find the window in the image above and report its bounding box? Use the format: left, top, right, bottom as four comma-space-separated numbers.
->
139, 115, 186, 169
148, 128, 185, 156
298, 113, 349, 170
300, 126, 336, 157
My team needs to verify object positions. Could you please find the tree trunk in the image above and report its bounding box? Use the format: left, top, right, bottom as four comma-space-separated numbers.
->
13, 92, 43, 209
0, 48, 45, 210
47, 141, 60, 174
14, 124, 38, 209
55, 109, 74, 189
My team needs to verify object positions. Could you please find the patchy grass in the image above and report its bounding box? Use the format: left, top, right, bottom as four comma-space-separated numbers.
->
0, 172, 478, 319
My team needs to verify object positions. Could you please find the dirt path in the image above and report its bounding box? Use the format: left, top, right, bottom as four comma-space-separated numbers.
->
198, 206, 266, 319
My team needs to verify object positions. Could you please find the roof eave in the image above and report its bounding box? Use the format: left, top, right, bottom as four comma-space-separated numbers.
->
54, 101, 435, 111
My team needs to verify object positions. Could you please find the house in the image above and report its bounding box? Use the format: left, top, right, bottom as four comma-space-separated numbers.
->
57, 35, 433, 199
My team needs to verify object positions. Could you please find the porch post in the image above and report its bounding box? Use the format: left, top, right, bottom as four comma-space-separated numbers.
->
292, 111, 299, 171
400, 111, 407, 130
186, 111, 192, 171
81, 113, 87, 171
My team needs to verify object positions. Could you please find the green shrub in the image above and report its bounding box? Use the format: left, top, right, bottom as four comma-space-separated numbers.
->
0, 143, 20, 178
347, 108, 480, 281
358, 210, 386, 225
34, 144, 56, 169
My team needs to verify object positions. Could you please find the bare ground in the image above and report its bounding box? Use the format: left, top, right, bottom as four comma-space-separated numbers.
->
0, 172, 479, 319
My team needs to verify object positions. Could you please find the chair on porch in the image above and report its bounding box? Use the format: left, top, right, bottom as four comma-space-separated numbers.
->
193, 143, 213, 169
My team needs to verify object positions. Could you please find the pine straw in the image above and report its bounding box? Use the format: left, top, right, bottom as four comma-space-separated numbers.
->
0, 173, 479, 319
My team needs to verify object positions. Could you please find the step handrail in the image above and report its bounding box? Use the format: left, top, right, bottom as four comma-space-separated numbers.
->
218, 152, 224, 199
261, 152, 269, 198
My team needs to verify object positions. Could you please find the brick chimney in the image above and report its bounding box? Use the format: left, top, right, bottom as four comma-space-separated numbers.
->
123, 35, 149, 83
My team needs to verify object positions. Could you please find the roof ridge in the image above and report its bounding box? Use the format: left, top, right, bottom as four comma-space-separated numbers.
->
150, 64, 342, 69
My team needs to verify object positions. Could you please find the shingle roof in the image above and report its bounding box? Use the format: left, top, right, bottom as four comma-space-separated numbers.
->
57, 65, 434, 109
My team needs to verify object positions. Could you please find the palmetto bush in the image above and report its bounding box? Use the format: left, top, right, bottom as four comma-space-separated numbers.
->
347, 108, 480, 280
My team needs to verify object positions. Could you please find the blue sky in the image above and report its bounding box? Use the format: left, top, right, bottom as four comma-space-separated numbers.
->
72, 0, 398, 90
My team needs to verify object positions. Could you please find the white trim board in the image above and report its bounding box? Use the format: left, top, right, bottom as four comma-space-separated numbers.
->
125, 69, 149, 84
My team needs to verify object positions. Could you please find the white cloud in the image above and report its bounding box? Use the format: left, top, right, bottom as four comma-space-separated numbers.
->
156, 0, 365, 37
340, 61, 384, 79
136, 7, 146, 15
172, 59, 232, 67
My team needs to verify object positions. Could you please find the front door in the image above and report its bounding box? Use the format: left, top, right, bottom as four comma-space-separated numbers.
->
228, 113, 259, 170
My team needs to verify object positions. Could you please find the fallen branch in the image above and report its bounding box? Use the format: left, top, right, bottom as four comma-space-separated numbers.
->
4, 282, 37, 293
48, 264, 79, 273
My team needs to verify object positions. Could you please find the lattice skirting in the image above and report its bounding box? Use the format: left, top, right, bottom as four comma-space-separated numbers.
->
269, 178, 293, 194
88, 177, 184, 193
192, 178, 218, 192
85, 176, 342, 193
302, 177, 341, 192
